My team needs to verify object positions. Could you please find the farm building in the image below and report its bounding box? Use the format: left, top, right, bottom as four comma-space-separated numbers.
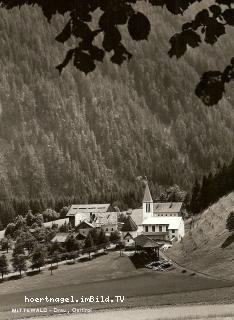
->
66, 204, 118, 234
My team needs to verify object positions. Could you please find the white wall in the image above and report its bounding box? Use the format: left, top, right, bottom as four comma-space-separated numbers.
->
143, 224, 168, 232
143, 202, 153, 220
102, 224, 118, 232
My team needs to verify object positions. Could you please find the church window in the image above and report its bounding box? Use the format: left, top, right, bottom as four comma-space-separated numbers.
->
159, 226, 162, 232
145, 226, 148, 232
152, 226, 155, 232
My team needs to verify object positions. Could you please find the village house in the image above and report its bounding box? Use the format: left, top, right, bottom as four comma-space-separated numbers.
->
66, 204, 118, 235
121, 215, 138, 246
131, 183, 185, 242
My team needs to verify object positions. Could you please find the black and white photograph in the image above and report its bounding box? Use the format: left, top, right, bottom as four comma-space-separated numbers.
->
0, 1, 234, 319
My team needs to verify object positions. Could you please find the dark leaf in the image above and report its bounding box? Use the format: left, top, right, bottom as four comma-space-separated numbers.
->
222, 9, 234, 26
205, 19, 225, 44
56, 49, 75, 73
128, 12, 151, 40
209, 5, 221, 18
73, 49, 96, 74
103, 27, 121, 51
111, 43, 132, 65
168, 33, 186, 58
195, 71, 225, 106
55, 21, 71, 43
89, 46, 105, 61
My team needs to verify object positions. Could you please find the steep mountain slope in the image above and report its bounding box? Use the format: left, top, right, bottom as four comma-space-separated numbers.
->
168, 192, 234, 280
0, 5, 234, 209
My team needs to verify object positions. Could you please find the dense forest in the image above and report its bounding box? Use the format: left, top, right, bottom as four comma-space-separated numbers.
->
1, 5, 234, 227
188, 157, 234, 214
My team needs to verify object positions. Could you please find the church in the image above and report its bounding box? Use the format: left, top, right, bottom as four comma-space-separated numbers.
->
131, 183, 185, 242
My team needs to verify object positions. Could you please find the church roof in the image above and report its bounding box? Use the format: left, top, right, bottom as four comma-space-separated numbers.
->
143, 183, 153, 203
121, 216, 138, 232
153, 202, 182, 213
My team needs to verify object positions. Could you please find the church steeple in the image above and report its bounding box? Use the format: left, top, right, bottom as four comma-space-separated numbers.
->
143, 182, 153, 203
142, 182, 153, 218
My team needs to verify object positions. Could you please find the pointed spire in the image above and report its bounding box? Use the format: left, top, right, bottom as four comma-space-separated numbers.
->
143, 182, 153, 203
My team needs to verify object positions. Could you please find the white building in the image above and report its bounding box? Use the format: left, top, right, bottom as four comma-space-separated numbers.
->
131, 183, 185, 242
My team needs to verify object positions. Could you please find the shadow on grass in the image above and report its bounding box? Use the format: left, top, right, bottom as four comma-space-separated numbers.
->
221, 233, 234, 248
27, 270, 41, 277
0, 274, 23, 283
129, 252, 151, 269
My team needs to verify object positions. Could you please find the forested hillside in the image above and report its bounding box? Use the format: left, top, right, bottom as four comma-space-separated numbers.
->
1, 4, 234, 226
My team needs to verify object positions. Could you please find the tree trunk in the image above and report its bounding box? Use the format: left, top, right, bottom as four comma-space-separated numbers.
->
20, 269, 21, 276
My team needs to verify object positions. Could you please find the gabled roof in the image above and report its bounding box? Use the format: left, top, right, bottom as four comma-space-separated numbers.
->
143, 183, 153, 203
94, 212, 118, 226
153, 202, 182, 213
66, 204, 110, 217
142, 216, 183, 229
121, 216, 138, 232
76, 221, 94, 229
51, 233, 69, 243
123, 232, 134, 239
134, 234, 159, 248
130, 208, 143, 226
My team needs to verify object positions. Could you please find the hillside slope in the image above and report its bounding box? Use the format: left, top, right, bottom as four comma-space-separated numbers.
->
1, 5, 234, 210
168, 193, 234, 280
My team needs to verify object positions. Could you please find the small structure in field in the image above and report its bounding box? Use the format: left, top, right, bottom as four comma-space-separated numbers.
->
121, 215, 138, 246
134, 234, 160, 260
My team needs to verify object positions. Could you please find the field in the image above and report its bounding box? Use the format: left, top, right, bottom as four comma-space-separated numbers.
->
0, 252, 234, 319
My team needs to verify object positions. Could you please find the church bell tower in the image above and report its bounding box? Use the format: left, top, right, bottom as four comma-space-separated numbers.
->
143, 182, 153, 219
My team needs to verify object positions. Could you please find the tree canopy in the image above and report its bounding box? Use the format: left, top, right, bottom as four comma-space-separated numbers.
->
1, 0, 234, 105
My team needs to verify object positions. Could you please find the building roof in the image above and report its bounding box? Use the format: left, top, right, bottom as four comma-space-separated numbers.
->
76, 221, 94, 229
123, 232, 134, 239
121, 216, 138, 232
142, 216, 183, 229
51, 233, 69, 243
94, 212, 118, 226
134, 234, 159, 248
44, 218, 69, 228
66, 204, 110, 217
143, 183, 153, 203
130, 208, 143, 226
153, 202, 182, 214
